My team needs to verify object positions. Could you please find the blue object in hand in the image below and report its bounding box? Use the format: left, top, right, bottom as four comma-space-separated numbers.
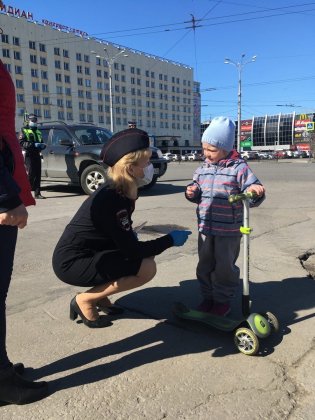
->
169, 230, 192, 246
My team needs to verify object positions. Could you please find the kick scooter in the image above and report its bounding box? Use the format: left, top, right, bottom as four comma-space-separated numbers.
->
173, 192, 279, 356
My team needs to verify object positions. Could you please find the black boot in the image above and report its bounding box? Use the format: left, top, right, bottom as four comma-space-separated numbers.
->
0, 366, 48, 405
35, 192, 46, 199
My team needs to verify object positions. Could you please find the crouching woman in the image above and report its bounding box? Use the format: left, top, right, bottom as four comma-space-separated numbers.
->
52, 128, 191, 328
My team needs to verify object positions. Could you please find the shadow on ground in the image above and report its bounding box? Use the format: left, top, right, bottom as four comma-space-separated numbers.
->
41, 182, 186, 198
139, 183, 186, 196
26, 274, 315, 395
41, 183, 83, 198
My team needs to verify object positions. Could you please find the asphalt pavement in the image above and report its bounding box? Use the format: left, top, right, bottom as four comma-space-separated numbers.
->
2, 160, 315, 419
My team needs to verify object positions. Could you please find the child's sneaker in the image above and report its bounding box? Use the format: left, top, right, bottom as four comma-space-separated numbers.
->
196, 299, 213, 313
210, 302, 231, 317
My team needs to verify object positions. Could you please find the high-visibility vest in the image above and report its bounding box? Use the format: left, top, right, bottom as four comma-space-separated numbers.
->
22, 128, 43, 143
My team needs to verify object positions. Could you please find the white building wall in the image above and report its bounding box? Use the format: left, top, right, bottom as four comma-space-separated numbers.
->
0, 12, 199, 147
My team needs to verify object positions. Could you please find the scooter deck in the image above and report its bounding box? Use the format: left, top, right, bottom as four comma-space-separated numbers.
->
173, 302, 244, 332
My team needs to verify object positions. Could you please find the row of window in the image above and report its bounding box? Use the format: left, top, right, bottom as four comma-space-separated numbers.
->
16, 92, 191, 120
20, 105, 192, 130
3, 61, 192, 99
17, 88, 191, 111
1, 35, 47, 52
253, 118, 294, 146
1, 35, 191, 85
2, 50, 49, 66
240, 115, 296, 147
15, 77, 192, 109
17, 75, 192, 107
6, 55, 188, 90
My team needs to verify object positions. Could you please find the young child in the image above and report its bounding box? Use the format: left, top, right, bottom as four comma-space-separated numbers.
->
185, 116, 265, 316
53, 128, 191, 328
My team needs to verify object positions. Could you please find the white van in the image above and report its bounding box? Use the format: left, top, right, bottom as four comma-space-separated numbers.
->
163, 153, 178, 161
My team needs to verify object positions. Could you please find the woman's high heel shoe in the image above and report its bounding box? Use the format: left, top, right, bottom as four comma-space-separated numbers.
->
69, 297, 112, 328
97, 302, 125, 315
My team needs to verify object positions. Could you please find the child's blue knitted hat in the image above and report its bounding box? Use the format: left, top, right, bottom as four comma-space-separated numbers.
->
201, 116, 235, 152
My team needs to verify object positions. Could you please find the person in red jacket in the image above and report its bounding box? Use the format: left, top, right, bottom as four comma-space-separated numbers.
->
0, 60, 48, 404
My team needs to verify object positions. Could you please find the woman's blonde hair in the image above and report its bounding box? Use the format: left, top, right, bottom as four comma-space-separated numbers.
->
107, 148, 151, 198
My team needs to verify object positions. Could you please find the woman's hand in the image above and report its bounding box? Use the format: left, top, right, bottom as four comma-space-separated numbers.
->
169, 230, 192, 246
0, 204, 28, 229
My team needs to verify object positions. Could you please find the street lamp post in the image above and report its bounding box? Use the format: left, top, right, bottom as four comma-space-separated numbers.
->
224, 54, 256, 152
92, 48, 128, 133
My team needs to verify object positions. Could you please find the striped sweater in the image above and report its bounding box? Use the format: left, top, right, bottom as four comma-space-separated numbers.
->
186, 150, 265, 236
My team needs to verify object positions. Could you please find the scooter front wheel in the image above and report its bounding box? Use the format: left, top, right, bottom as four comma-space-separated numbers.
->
234, 327, 259, 356
265, 312, 279, 332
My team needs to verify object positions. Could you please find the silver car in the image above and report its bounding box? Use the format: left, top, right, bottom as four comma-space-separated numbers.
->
38, 122, 168, 194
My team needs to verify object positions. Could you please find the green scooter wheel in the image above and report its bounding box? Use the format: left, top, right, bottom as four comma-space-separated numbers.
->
265, 312, 279, 332
234, 327, 259, 356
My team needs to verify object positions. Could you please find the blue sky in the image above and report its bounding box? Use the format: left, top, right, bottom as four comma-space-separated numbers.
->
5, 0, 315, 121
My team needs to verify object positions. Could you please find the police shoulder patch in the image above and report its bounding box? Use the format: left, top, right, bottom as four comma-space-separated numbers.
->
116, 209, 130, 231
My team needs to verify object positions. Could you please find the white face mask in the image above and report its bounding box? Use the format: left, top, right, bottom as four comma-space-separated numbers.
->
137, 163, 154, 187
29, 121, 37, 128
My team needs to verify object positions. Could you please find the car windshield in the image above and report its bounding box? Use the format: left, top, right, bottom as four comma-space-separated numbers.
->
73, 127, 112, 145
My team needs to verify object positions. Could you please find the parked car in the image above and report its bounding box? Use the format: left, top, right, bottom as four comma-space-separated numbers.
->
37, 122, 168, 194
285, 149, 312, 159
172, 154, 180, 161
185, 153, 202, 161
258, 152, 272, 159
294, 150, 310, 158
162, 152, 180, 161
241, 151, 260, 160
163, 153, 174, 161
272, 150, 287, 159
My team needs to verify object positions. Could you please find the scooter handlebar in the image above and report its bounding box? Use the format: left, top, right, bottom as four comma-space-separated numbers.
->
228, 192, 257, 204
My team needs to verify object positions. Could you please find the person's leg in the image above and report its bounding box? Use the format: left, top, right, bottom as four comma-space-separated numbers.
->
24, 155, 34, 191
0, 226, 48, 404
33, 154, 44, 198
196, 233, 215, 301
0, 225, 17, 370
75, 257, 157, 321
212, 235, 241, 304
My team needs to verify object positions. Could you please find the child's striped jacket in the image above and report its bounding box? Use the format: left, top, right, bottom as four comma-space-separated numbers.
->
185, 150, 265, 236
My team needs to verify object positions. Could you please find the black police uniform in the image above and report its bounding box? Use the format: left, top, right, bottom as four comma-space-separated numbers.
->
52, 185, 173, 286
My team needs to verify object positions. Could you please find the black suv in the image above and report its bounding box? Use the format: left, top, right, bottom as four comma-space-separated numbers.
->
38, 122, 168, 194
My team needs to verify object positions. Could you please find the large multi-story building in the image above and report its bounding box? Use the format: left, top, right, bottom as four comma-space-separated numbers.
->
0, 4, 201, 148
201, 112, 315, 152
239, 112, 315, 151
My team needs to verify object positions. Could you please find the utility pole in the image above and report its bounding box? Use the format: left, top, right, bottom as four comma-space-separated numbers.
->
224, 54, 257, 152
91, 48, 128, 133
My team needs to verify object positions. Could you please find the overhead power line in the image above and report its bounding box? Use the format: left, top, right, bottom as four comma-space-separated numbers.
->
202, 74, 315, 92
83, 2, 315, 37
2, 1, 314, 47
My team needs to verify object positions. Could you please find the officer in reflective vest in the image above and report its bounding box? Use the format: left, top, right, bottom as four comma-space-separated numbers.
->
19, 114, 46, 199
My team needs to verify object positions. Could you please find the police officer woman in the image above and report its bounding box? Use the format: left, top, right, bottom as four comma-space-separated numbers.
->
52, 128, 191, 328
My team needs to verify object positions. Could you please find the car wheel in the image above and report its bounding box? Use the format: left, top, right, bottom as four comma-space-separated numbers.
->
80, 164, 108, 195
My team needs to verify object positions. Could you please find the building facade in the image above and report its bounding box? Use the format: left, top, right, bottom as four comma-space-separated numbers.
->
239, 112, 315, 151
0, 5, 200, 149
201, 112, 315, 152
